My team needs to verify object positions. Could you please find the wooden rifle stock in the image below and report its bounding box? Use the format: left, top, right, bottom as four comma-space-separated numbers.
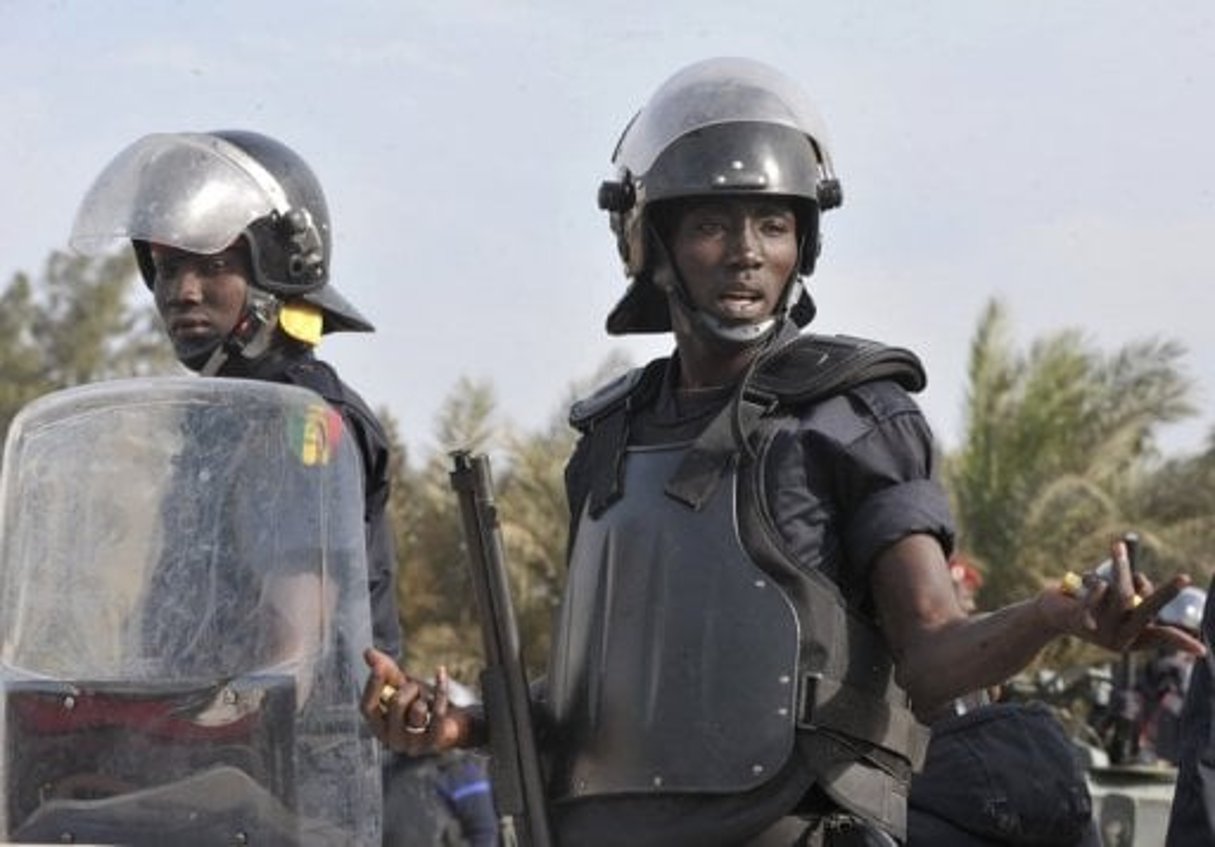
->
449, 451, 552, 847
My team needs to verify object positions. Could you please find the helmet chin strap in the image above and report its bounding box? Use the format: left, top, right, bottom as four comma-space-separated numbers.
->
683, 293, 779, 346
198, 290, 282, 377
652, 229, 807, 349
197, 344, 229, 377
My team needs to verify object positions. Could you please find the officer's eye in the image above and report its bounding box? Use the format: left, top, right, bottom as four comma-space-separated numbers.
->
201, 256, 231, 275
759, 217, 794, 236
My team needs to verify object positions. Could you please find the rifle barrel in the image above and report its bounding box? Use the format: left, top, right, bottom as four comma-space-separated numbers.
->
450, 451, 553, 847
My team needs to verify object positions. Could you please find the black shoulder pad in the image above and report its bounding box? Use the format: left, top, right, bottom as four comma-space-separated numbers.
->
751, 334, 926, 407
568, 363, 657, 432
281, 358, 344, 405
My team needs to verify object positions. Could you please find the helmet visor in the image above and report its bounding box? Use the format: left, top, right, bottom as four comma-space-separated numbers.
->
70, 133, 282, 256
613, 57, 834, 176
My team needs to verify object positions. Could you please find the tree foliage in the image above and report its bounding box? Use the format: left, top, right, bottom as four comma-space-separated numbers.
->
946, 298, 1211, 667
390, 355, 634, 685
391, 378, 498, 682
0, 250, 174, 443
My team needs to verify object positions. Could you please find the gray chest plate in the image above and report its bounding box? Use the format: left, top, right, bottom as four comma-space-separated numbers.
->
547, 446, 800, 800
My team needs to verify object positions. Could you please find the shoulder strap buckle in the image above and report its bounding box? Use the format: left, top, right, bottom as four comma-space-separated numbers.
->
740, 385, 780, 416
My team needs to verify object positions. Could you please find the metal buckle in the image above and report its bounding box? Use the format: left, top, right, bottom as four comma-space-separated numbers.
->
796, 671, 824, 730
741, 386, 780, 416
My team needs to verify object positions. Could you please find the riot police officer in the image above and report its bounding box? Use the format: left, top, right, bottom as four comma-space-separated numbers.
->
363, 58, 1202, 846
70, 130, 401, 658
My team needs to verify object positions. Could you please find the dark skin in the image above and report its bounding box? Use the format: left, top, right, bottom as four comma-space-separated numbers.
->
362, 195, 1205, 752
659, 197, 799, 387
149, 241, 250, 366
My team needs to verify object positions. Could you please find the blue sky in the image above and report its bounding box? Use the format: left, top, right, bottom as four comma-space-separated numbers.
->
4, 1, 1214, 458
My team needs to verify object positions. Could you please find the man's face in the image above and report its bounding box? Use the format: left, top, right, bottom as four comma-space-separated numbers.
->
150, 241, 251, 364
666, 198, 800, 327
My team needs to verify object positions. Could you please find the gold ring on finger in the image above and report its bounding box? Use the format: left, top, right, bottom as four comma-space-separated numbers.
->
404, 709, 433, 735
377, 684, 398, 716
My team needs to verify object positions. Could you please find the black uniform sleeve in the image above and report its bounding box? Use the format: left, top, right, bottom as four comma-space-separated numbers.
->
828, 382, 953, 569
770, 380, 955, 592
563, 434, 594, 555
283, 358, 402, 658
334, 399, 402, 659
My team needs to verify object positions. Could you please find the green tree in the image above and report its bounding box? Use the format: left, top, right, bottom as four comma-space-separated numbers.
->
394, 377, 500, 682
1118, 438, 1215, 585
0, 250, 174, 441
496, 349, 636, 674
391, 354, 636, 683
0, 273, 48, 432
496, 407, 578, 675
380, 408, 414, 651
946, 299, 1197, 665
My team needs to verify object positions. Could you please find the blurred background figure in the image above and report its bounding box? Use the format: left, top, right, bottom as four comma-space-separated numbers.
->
949, 555, 985, 614
1138, 585, 1206, 765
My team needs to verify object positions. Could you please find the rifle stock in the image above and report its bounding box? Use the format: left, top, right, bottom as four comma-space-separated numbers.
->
449, 451, 552, 847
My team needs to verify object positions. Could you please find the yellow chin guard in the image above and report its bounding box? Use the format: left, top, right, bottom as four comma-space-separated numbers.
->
280, 301, 323, 346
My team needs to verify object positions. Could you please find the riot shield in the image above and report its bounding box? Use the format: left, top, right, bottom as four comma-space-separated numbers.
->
0, 377, 382, 846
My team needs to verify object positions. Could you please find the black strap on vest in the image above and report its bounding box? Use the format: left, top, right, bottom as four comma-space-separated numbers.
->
570, 359, 667, 518
799, 672, 929, 770
666, 334, 925, 509
568, 334, 925, 517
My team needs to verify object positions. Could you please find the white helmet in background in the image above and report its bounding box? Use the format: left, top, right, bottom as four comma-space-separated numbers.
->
1158, 586, 1207, 635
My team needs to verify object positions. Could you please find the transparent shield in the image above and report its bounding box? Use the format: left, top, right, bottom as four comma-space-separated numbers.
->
70, 133, 280, 256
0, 377, 381, 846
613, 57, 835, 176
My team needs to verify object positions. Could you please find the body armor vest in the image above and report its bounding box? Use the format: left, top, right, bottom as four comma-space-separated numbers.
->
557, 333, 931, 835
548, 444, 801, 799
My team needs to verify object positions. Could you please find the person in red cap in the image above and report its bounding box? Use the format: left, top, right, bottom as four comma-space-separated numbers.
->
949, 556, 985, 614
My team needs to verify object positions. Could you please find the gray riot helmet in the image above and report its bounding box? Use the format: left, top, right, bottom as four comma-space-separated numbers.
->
1158, 586, 1207, 635
598, 57, 842, 341
70, 130, 373, 337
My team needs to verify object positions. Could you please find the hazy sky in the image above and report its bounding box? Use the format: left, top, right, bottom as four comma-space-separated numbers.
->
4, 1, 1213, 459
